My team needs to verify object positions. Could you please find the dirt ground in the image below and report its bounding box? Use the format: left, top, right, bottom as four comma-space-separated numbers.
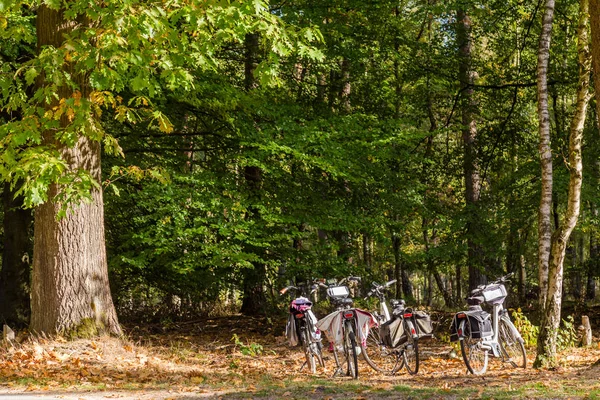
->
0, 316, 598, 399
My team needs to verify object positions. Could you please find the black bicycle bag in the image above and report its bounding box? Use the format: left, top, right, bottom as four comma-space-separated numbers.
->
450, 310, 493, 341
413, 310, 434, 340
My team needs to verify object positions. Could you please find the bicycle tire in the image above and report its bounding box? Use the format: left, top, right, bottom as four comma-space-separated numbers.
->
344, 321, 359, 379
361, 328, 400, 374
459, 319, 488, 375
498, 317, 527, 369
401, 332, 419, 375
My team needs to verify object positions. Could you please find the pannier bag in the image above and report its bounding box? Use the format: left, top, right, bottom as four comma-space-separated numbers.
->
450, 310, 493, 342
286, 314, 300, 346
380, 316, 406, 347
413, 311, 434, 339
467, 310, 493, 339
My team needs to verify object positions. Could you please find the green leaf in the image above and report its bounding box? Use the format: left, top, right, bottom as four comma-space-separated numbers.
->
24, 67, 38, 85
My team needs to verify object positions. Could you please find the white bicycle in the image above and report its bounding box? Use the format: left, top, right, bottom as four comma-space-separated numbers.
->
451, 273, 527, 375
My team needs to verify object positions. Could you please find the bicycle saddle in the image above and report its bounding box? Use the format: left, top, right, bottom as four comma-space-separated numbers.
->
390, 299, 406, 308
467, 295, 484, 305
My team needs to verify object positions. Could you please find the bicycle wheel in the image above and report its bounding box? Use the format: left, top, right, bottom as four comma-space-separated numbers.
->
344, 321, 359, 379
301, 328, 317, 373
401, 327, 419, 375
498, 318, 527, 369
459, 320, 488, 375
361, 328, 401, 374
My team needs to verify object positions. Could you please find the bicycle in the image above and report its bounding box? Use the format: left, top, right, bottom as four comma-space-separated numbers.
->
361, 280, 426, 375
315, 276, 376, 379
450, 272, 527, 375
281, 282, 325, 374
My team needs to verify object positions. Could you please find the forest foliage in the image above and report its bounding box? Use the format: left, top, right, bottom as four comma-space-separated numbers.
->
0, 0, 599, 325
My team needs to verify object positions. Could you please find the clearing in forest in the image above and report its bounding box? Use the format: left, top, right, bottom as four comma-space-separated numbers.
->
0, 316, 598, 399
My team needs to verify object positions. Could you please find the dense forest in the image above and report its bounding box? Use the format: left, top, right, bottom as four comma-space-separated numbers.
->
1, 0, 599, 370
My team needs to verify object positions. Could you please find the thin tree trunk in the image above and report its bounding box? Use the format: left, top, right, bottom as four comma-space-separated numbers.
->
0, 183, 32, 327
240, 32, 267, 315
588, 204, 598, 300
340, 58, 351, 113
457, 8, 485, 291
392, 232, 402, 298
535, 0, 590, 367
537, 0, 556, 311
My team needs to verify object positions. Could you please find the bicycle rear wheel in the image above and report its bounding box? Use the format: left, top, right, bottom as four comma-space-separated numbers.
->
459, 320, 488, 375
401, 333, 419, 375
361, 328, 401, 374
344, 321, 359, 379
498, 318, 526, 368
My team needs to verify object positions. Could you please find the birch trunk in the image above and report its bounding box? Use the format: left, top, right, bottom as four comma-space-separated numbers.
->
534, 0, 590, 367
537, 0, 556, 310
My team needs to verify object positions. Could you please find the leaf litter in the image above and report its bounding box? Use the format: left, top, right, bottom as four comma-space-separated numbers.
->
0, 316, 597, 399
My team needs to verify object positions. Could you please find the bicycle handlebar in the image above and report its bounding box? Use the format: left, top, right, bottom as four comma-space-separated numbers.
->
279, 281, 321, 296
469, 272, 515, 297
365, 279, 397, 299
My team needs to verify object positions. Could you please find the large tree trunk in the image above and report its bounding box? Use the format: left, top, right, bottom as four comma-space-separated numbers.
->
0, 183, 32, 327
536, 0, 556, 311
30, 5, 121, 336
457, 8, 485, 291
535, 0, 590, 367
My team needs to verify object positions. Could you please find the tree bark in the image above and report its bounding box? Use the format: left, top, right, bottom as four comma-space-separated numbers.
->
339, 58, 351, 113
588, 206, 598, 300
31, 5, 121, 336
0, 183, 32, 327
589, 0, 600, 303
581, 315, 592, 346
535, 0, 590, 367
536, 0, 556, 311
240, 32, 267, 315
457, 8, 485, 291
392, 232, 402, 298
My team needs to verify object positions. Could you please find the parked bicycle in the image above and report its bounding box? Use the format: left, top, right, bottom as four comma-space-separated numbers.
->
281, 282, 324, 374
362, 280, 432, 375
450, 272, 527, 375
315, 276, 376, 379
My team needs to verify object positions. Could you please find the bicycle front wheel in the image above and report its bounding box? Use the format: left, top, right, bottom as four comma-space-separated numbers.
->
344, 321, 359, 379
459, 320, 488, 375
361, 328, 401, 374
498, 318, 527, 369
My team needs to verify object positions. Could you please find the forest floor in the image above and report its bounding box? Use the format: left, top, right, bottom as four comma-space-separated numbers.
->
0, 315, 598, 399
